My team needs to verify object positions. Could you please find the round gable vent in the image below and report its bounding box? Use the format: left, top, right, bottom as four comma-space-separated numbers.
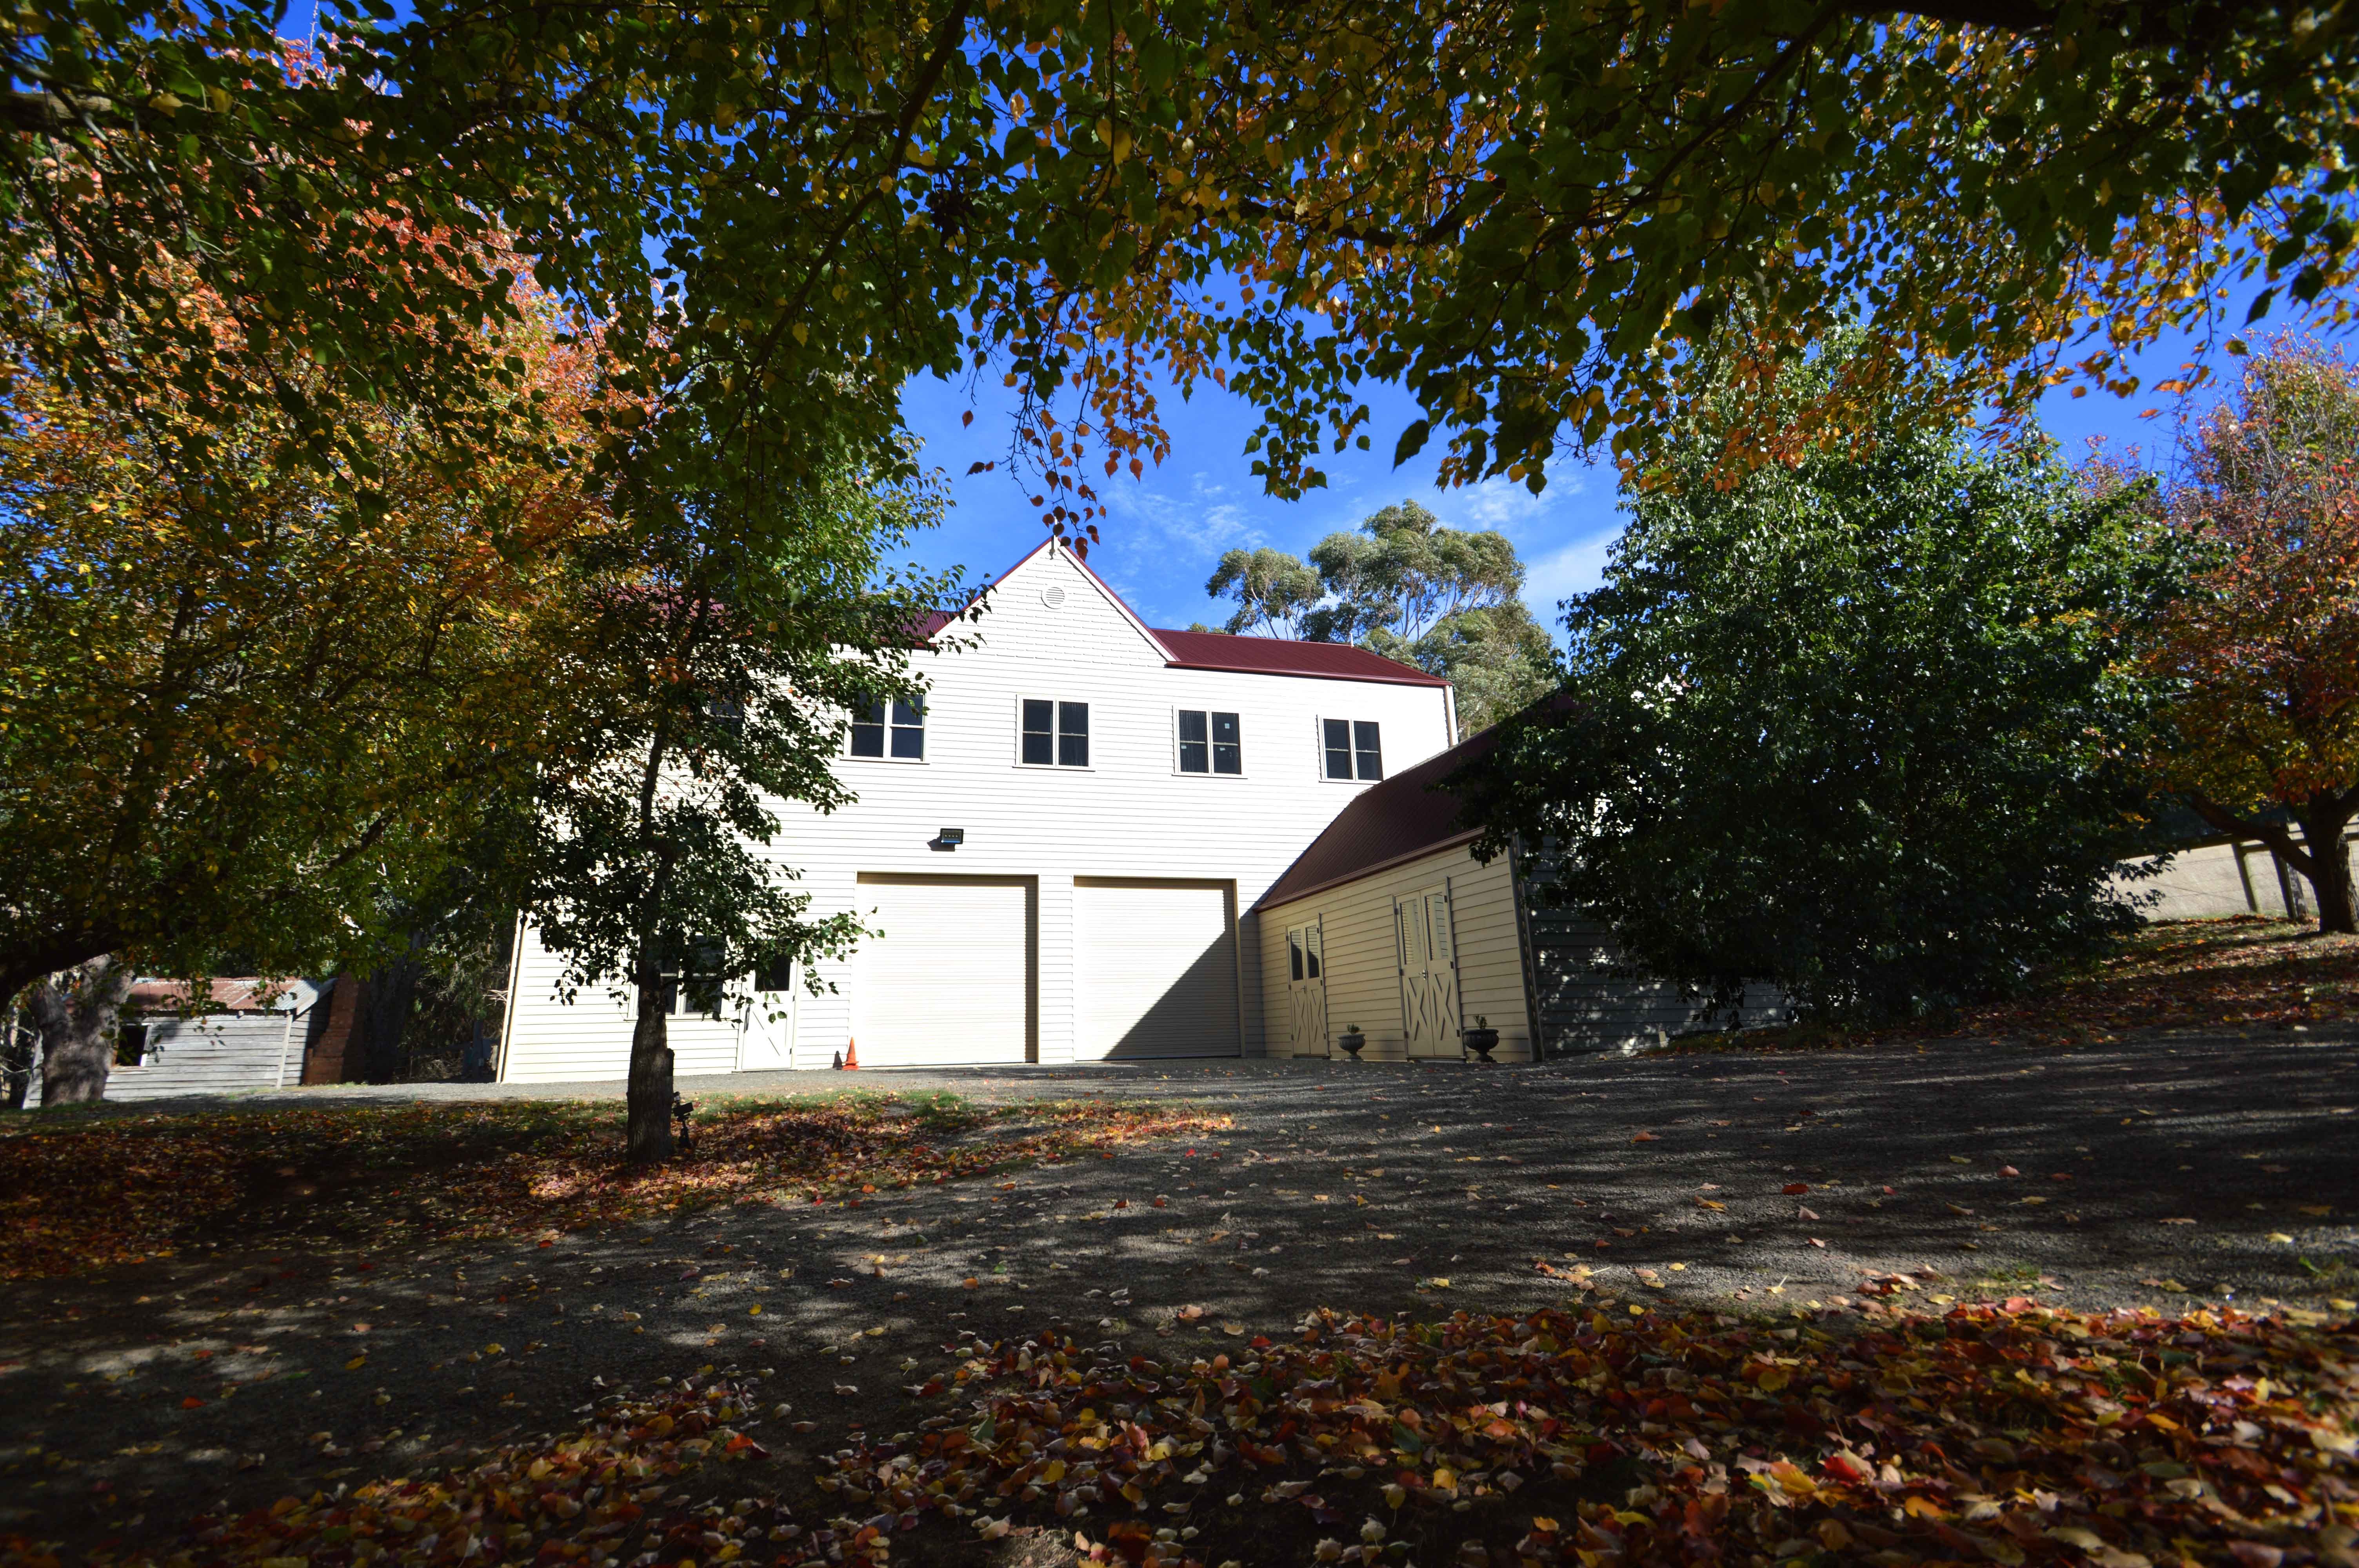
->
1041, 584, 1067, 608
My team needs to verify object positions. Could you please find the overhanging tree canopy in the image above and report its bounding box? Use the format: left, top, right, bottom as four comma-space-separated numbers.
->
3, 0, 2350, 521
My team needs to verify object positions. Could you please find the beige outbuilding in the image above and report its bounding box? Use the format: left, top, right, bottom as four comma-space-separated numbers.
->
1253, 726, 1783, 1063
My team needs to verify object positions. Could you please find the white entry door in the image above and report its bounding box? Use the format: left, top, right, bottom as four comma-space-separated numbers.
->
851, 876, 1033, 1066
1285, 920, 1329, 1057
1074, 879, 1240, 1058
736, 964, 796, 1070
1396, 884, 1460, 1058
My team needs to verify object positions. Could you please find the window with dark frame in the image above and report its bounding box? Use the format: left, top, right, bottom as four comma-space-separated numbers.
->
659, 936, 727, 1018
1022, 699, 1089, 766
1323, 718, 1384, 781
849, 695, 925, 759
1176, 710, 1243, 775
114, 1023, 148, 1067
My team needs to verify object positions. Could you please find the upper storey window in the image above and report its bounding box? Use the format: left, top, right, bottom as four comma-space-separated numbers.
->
1021, 699, 1089, 767
1322, 719, 1383, 781
1176, 710, 1242, 775
851, 696, 925, 759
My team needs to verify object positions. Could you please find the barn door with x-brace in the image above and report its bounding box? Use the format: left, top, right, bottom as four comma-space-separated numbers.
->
1285, 920, 1328, 1057
1395, 884, 1459, 1058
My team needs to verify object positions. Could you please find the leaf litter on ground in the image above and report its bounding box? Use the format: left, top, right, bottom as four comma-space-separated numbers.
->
24, 1298, 2356, 1568
0, 1094, 1232, 1280
1663, 916, 2359, 1053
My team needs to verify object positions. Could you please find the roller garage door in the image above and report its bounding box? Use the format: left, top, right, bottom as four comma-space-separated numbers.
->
1074, 879, 1240, 1058
851, 875, 1033, 1065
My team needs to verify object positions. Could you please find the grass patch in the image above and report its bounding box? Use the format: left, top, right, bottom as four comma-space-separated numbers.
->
0, 1093, 1230, 1280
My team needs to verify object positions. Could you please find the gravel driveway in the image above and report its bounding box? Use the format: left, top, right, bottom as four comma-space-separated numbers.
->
7, 1029, 2357, 1555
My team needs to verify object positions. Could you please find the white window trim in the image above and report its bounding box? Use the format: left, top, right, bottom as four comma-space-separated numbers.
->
1013, 693, 1096, 770
844, 696, 929, 765
1315, 715, 1379, 784
1170, 704, 1249, 779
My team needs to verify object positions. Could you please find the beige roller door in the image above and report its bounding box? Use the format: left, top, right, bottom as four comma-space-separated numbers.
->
851, 875, 1034, 1065
1074, 879, 1239, 1059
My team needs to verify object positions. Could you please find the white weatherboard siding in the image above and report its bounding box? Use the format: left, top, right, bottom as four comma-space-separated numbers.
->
851, 875, 1034, 1065
1074, 879, 1239, 1059
1257, 843, 1534, 1063
501, 541, 1456, 1078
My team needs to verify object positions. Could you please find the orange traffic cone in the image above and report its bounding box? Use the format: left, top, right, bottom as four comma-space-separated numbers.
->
843, 1037, 860, 1070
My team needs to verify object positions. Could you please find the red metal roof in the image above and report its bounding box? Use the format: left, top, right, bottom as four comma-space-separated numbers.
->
1251, 695, 1577, 911
125, 978, 305, 1014
911, 538, 1448, 689
1152, 628, 1449, 686
1251, 726, 1502, 911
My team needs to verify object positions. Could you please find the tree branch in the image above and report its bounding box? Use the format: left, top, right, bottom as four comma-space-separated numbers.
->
0, 87, 117, 135
2180, 791, 2314, 875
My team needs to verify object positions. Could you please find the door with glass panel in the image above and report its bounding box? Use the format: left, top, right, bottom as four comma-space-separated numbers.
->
1285, 920, 1328, 1057
1395, 885, 1459, 1057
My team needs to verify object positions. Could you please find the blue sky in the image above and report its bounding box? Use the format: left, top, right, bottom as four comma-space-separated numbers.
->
899, 299, 2315, 639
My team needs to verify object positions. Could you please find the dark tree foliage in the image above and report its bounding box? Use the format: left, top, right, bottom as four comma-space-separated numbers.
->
1459, 376, 2188, 1024
521, 459, 961, 1161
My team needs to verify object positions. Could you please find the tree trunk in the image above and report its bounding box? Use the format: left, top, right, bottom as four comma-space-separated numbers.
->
24, 957, 133, 1106
625, 921, 674, 1164
2297, 798, 2359, 935
2, 999, 35, 1109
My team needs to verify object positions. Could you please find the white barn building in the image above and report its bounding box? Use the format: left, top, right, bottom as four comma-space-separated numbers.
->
495, 539, 1462, 1077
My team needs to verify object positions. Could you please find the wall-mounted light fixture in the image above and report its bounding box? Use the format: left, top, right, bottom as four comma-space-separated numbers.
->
932, 827, 965, 851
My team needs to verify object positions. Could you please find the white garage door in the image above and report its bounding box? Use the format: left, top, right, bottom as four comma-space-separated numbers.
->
851, 876, 1032, 1065
1074, 880, 1239, 1059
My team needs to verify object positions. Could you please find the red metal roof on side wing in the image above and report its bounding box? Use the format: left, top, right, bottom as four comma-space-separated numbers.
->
1150, 628, 1449, 686
1251, 694, 1578, 911
1250, 726, 1503, 911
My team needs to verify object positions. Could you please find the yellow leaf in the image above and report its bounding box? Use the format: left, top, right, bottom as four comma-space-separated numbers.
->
344, 1356, 365, 1371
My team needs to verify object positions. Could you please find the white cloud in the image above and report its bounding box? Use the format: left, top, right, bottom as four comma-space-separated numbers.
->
1108, 474, 1260, 554
1523, 528, 1623, 611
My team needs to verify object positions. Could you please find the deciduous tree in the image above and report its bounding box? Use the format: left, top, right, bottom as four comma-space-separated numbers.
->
5, 0, 2351, 534
1459, 357, 2184, 1023
2144, 342, 2359, 933
20, 956, 129, 1106
520, 457, 961, 1162
0, 287, 596, 1019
